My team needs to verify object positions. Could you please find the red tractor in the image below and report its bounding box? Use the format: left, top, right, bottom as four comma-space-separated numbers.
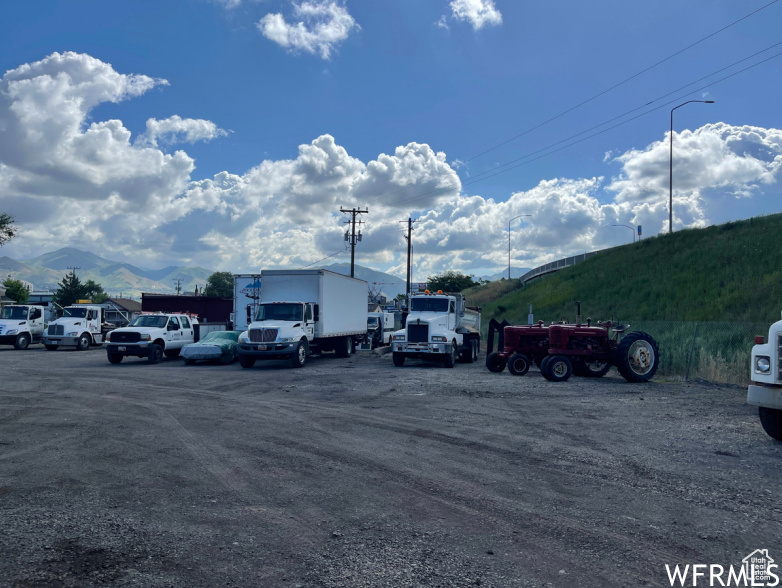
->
485, 303, 659, 383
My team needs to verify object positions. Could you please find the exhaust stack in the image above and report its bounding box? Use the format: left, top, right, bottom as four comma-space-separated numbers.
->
576, 301, 582, 327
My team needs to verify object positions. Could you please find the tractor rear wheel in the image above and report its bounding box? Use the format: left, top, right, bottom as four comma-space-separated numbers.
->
615, 331, 659, 382
507, 353, 531, 376
485, 352, 506, 373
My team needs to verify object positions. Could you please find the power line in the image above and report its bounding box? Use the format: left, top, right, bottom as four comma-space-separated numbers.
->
463, 0, 780, 164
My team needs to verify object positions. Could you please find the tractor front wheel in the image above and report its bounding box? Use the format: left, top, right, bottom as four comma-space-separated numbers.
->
543, 355, 572, 382
507, 353, 531, 376
485, 352, 506, 373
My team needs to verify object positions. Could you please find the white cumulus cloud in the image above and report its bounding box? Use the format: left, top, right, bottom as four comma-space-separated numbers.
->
137, 115, 229, 148
449, 0, 502, 30
257, 0, 359, 60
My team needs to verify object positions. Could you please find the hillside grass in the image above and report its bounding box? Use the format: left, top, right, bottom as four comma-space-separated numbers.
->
477, 212, 782, 326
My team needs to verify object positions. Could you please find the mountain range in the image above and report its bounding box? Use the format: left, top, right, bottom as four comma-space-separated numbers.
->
0, 247, 526, 300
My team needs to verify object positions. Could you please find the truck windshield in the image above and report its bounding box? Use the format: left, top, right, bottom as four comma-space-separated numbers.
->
367, 317, 379, 327
63, 308, 88, 318
410, 298, 449, 313
1, 307, 28, 320
129, 315, 168, 328
255, 303, 303, 322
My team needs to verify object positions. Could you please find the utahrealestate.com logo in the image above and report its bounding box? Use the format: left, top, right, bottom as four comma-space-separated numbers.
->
666, 550, 779, 587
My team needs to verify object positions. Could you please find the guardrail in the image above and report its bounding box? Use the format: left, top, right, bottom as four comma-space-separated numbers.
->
519, 251, 603, 285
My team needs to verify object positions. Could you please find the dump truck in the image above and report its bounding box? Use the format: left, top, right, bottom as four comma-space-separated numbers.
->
391, 291, 480, 367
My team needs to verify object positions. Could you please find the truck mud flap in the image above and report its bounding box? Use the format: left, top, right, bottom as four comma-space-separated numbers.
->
486, 318, 510, 354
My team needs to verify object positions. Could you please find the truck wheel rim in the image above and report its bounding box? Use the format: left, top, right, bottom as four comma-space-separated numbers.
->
552, 361, 567, 377
298, 345, 306, 364
628, 341, 654, 375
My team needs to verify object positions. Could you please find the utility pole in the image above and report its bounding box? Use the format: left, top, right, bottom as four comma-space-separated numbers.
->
173, 278, 182, 295
66, 266, 80, 278
340, 207, 368, 278
400, 218, 416, 306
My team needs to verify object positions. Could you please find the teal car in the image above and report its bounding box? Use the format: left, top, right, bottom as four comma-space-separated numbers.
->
181, 330, 242, 365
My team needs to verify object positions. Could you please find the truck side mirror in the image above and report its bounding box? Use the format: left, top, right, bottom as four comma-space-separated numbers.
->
246, 305, 251, 323
313, 304, 319, 322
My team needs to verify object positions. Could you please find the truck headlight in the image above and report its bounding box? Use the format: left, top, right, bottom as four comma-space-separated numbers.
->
66, 331, 78, 337
280, 336, 299, 343
393, 335, 406, 341
755, 356, 771, 373
6, 329, 17, 335
140, 334, 151, 341
105, 332, 111, 341
238, 332, 249, 344
432, 336, 447, 342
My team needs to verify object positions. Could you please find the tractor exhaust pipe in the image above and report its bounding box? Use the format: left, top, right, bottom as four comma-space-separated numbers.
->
576, 301, 582, 327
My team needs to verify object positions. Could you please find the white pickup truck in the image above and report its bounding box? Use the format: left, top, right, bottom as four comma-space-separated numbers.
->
391, 291, 481, 367
42, 304, 106, 350
104, 313, 197, 364
0, 304, 46, 350
748, 312, 782, 441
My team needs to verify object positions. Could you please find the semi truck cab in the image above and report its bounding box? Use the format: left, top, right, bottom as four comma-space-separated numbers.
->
748, 311, 782, 441
0, 304, 46, 349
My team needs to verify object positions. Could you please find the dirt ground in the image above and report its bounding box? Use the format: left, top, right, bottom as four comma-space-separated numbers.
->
1, 344, 780, 588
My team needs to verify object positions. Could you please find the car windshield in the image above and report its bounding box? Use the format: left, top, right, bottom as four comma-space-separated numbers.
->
367, 317, 379, 326
129, 315, 169, 328
254, 303, 303, 322
410, 298, 449, 313
62, 307, 88, 318
1, 306, 28, 320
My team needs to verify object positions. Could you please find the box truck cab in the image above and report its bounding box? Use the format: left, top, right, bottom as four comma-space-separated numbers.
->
237, 269, 367, 369
42, 304, 106, 350
748, 311, 782, 441
367, 311, 395, 348
0, 305, 46, 349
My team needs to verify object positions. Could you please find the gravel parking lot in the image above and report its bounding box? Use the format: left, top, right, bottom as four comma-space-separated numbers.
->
1, 344, 781, 587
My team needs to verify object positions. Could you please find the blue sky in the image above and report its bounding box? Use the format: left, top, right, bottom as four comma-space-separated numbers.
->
1, 0, 781, 280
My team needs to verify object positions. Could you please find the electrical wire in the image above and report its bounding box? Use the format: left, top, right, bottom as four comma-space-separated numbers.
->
463, 0, 780, 164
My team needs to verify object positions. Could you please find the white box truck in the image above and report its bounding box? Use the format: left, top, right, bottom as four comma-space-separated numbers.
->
748, 311, 782, 441
0, 305, 46, 349
231, 274, 262, 331
237, 269, 367, 369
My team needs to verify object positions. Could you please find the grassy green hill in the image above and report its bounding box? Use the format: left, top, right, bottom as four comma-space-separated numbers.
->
467, 213, 782, 326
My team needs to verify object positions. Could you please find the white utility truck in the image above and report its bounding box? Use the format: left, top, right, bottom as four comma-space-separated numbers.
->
105, 313, 198, 364
748, 311, 782, 441
0, 305, 46, 349
392, 291, 481, 368
367, 311, 395, 348
42, 304, 107, 350
231, 274, 262, 331
237, 269, 367, 369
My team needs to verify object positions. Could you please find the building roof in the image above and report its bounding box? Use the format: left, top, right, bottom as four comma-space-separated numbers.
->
106, 297, 142, 312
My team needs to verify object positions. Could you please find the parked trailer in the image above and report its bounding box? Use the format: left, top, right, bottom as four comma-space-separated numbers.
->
237, 269, 368, 369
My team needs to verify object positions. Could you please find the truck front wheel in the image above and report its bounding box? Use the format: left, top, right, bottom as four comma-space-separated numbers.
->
290, 341, 307, 368
14, 333, 30, 350
147, 344, 164, 364
392, 352, 405, 367
239, 354, 255, 369
443, 343, 457, 368
76, 333, 91, 351
107, 352, 123, 364
759, 407, 782, 441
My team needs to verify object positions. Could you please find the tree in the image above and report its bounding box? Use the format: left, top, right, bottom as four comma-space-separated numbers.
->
3, 278, 29, 304
426, 270, 475, 293
204, 271, 233, 297
52, 272, 106, 307
0, 213, 16, 247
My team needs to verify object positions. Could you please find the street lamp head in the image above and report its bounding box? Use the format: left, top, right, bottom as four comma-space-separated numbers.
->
705, 100, 715, 103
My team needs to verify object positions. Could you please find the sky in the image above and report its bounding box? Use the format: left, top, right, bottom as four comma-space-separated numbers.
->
1, 0, 781, 282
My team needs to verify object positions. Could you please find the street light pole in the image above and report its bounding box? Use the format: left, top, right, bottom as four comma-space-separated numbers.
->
669, 100, 714, 234
611, 223, 636, 243
508, 214, 531, 280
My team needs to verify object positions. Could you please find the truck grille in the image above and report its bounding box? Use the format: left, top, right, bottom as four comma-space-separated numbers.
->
48, 325, 64, 336
408, 324, 428, 343
111, 331, 141, 343
249, 328, 278, 343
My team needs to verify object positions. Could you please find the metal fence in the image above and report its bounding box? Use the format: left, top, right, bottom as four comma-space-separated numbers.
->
519, 251, 603, 285
620, 320, 767, 385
